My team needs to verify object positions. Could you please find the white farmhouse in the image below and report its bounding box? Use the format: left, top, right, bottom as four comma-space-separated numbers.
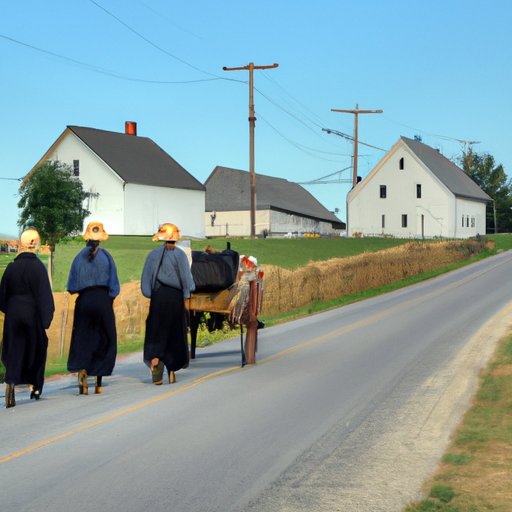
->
28, 123, 205, 237
347, 137, 491, 239
204, 166, 344, 237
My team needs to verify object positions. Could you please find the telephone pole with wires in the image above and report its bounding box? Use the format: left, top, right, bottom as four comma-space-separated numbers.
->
331, 104, 383, 188
223, 62, 279, 237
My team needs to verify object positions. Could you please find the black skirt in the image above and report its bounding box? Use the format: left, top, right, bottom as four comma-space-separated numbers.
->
1, 294, 48, 391
67, 287, 117, 376
144, 284, 189, 373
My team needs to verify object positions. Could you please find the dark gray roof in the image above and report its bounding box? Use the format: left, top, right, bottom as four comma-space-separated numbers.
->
205, 166, 343, 226
68, 126, 204, 191
401, 136, 491, 202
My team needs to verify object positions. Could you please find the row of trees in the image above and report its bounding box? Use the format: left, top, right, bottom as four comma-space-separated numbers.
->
460, 148, 512, 233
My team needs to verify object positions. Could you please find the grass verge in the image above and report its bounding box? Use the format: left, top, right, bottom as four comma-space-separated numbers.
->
403, 331, 512, 511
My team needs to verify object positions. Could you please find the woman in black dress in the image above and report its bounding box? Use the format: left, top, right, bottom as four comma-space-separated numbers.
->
0, 228, 55, 408
66, 221, 120, 395
141, 223, 195, 385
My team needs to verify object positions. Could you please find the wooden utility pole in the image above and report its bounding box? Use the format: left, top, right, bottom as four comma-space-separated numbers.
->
331, 104, 383, 187
223, 62, 279, 237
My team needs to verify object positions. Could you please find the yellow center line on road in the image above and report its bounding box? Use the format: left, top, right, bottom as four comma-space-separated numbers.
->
2, 256, 506, 465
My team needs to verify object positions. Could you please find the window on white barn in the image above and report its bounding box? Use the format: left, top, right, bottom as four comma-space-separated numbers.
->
471, 217, 475, 228
73, 160, 80, 177
399, 157, 404, 170
380, 185, 387, 198
401, 214, 408, 228
382, 214, 385, 229
462, 215, 464, 227
466, 215, 470, 227
416, 184, 422, 198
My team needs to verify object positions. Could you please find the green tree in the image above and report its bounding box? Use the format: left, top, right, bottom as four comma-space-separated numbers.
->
18, 160, 92, 280
460, 148, 512, 233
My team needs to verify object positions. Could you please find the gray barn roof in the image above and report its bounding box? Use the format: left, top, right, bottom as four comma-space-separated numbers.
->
401, 136, 491, 202
68, 126, 204, 191
205, 166, 343, 226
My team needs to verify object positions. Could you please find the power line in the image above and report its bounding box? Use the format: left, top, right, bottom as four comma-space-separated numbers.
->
296, 166, 352, 185
0, 33, 221, 84
257, 113, 347, 162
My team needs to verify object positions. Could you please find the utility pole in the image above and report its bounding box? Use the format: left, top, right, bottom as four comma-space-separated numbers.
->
331, 104, 383, 188
223, 62, 279, 237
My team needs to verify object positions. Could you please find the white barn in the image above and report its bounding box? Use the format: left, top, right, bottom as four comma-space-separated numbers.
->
28, 123, 205, 237
347, 137, 491, 239
204, 166, 344, 237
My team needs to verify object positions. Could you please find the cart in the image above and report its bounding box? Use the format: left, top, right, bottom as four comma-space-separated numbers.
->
186, 270, 263, 366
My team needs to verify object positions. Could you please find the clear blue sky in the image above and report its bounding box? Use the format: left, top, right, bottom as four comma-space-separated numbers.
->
1, 0, 511, 238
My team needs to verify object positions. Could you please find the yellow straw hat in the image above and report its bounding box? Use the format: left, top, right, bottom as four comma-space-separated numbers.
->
152, 223, 181, 242
83, 221, 109, 241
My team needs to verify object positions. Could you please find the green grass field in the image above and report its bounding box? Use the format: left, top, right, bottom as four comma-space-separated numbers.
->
49, 235, 412, 291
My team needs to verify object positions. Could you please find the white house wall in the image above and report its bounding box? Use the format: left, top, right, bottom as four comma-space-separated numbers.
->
454, 197, 487, 237
348, 144, 486, 239
204, 209, 338, 237
47, 132, 126, 234
204, 210, 270, 237
125, 184, 205, 238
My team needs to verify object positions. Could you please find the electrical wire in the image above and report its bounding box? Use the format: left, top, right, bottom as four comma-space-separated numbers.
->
0, 33, 221, 84
256, 112, 347, 163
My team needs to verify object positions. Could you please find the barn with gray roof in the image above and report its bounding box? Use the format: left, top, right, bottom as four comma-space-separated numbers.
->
347, 136, 491, 238
28, 123, 205, 237
205, 166, 344, 237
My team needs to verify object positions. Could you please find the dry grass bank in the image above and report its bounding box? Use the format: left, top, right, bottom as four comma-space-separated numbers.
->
261, 240, 486, 316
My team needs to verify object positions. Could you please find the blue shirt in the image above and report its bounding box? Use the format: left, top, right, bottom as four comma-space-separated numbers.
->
67, 246, 120, 299
141, 244, 195, 299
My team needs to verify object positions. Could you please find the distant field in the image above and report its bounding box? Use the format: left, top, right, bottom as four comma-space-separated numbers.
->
50, 236, 412, 292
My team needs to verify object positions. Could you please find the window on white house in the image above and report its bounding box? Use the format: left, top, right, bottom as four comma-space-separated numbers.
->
399, 157, 404, 170
402, 214, 408, 228
462, 215, 464, 227
382, 214, 385, 229
471, 217, 475, 228
416, 184, 422, 198
73, 160, 80, 177
380, 185, 387, 198
466, 215, 470, 227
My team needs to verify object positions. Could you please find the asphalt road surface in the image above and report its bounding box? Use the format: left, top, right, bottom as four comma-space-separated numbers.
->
2, 250, 512, 512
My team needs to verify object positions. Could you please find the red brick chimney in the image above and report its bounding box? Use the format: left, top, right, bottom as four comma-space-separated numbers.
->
125, 121, 137, 136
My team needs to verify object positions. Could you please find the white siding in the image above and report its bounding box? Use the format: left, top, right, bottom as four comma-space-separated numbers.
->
348, 143, 487, 239
47, 133, 126, 234
125, 184, 205, 237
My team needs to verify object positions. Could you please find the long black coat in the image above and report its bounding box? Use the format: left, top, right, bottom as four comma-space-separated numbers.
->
0, 252, 55, 390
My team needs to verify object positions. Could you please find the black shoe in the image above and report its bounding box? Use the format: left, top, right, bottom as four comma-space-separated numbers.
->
5, 383, 15, 408
30, 388, 41, 400
94, 376, 103, 394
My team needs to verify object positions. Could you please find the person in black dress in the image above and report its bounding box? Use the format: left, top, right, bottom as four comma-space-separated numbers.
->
141, 223, 195, 385
66, 221, 120, 395
0, 228, 55, 408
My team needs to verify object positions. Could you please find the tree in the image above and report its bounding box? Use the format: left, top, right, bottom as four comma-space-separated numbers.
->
460, 148, 512, 233
18, 160, 92, 280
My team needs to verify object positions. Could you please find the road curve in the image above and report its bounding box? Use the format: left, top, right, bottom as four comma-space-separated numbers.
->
2, 250, 512, 512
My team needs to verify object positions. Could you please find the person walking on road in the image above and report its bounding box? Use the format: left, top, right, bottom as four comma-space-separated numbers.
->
141, 223, 195, 385
0, 228, 55, 408
67, 221, 120, 395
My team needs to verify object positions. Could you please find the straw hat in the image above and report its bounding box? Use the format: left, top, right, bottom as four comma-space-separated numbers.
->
20, 228, 41, 249
83, 221, 109, 241
152, 223, 181, 242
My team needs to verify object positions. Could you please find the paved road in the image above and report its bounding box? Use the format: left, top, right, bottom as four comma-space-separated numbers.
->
2, 251, 512, 512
